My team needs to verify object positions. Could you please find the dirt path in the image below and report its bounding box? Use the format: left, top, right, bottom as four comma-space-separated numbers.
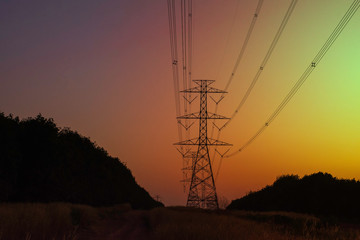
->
77, 211, 152, 240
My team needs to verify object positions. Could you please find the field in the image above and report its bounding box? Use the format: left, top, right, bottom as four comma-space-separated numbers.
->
0, 203, 360, 240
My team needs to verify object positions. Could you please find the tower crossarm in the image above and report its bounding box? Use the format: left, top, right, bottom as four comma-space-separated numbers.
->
181, 87, 227, 94
180, 79, 227, 93
174, 138, 199, 146
177, 112, 200, 119
207, 112, 229, 119
174, 138, 232, 146
177, 112, 229, 119
207, 138, 232, 146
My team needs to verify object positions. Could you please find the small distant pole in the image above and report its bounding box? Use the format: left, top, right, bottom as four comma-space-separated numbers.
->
154, 195, 161, 202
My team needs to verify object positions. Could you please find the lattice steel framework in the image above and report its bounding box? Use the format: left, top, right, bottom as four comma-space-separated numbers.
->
175, 80, 231, 209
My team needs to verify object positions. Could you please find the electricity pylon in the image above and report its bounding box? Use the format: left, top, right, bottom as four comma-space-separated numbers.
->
175, 80, 231, 209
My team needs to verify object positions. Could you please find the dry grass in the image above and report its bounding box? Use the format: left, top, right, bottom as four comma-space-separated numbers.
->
1, 203, 360, 240
231, 210, 360, 240
144, 207, 360, 240
0, 202, 102, 240
148, 208, 286, 240
145, 208, 298, 240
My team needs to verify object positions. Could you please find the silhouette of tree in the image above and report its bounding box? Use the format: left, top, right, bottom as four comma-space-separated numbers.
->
227, 172, 360, 219
0, 113, 163, 209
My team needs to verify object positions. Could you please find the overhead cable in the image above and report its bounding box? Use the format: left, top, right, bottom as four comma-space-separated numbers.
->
213, 0, 296, 180
222, 0, 298, 130
211, 0, 264, 139
225, 0, 360, 157
167, 0, 183, 142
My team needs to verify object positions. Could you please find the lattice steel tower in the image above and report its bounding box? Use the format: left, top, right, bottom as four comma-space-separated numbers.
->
175, 80, 231, 209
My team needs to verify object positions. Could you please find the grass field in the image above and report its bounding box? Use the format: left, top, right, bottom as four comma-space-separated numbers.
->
0, 203, 360, 240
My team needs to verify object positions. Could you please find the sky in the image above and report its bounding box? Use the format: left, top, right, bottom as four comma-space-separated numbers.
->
1, 0, 359, 206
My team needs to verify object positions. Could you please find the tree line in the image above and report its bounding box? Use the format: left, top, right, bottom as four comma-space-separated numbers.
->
0, 113, 162, 209
227, 172, 360, 219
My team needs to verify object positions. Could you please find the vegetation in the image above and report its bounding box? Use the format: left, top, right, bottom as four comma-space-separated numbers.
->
2, 203, 359, 240
148, 208, 360, 240
0, 202, 130, 240
227, 172, 360, 220
3, 112, 360, 238
0, 113, 162, 209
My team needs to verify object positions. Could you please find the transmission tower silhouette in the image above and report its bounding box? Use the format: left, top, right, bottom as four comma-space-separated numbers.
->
175, 80, 231, 209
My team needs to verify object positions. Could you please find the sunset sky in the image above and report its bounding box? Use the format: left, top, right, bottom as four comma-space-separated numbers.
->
1, 0, 359, 206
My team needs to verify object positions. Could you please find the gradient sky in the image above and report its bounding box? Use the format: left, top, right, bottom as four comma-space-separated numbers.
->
1, 0, 359, 206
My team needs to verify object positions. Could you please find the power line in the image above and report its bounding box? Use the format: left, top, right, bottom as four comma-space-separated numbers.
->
180, 0, 192, 151
223, 0, 264, 93
222, 0, 298, 130
187, 0, 193, 114
167, 0, 183, 143
210, 1, 264, 174
211, 0, 264, 181
182, 0, 194, 192
211, 0, 264, 139
169, 0, 195, 192
225, 0, 360, 158
213, 0, 297, 181
181, 0, 188, 117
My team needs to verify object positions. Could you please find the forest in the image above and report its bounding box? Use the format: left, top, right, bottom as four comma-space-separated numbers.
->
0, 113, 162, 209
228, 172, 360, 219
